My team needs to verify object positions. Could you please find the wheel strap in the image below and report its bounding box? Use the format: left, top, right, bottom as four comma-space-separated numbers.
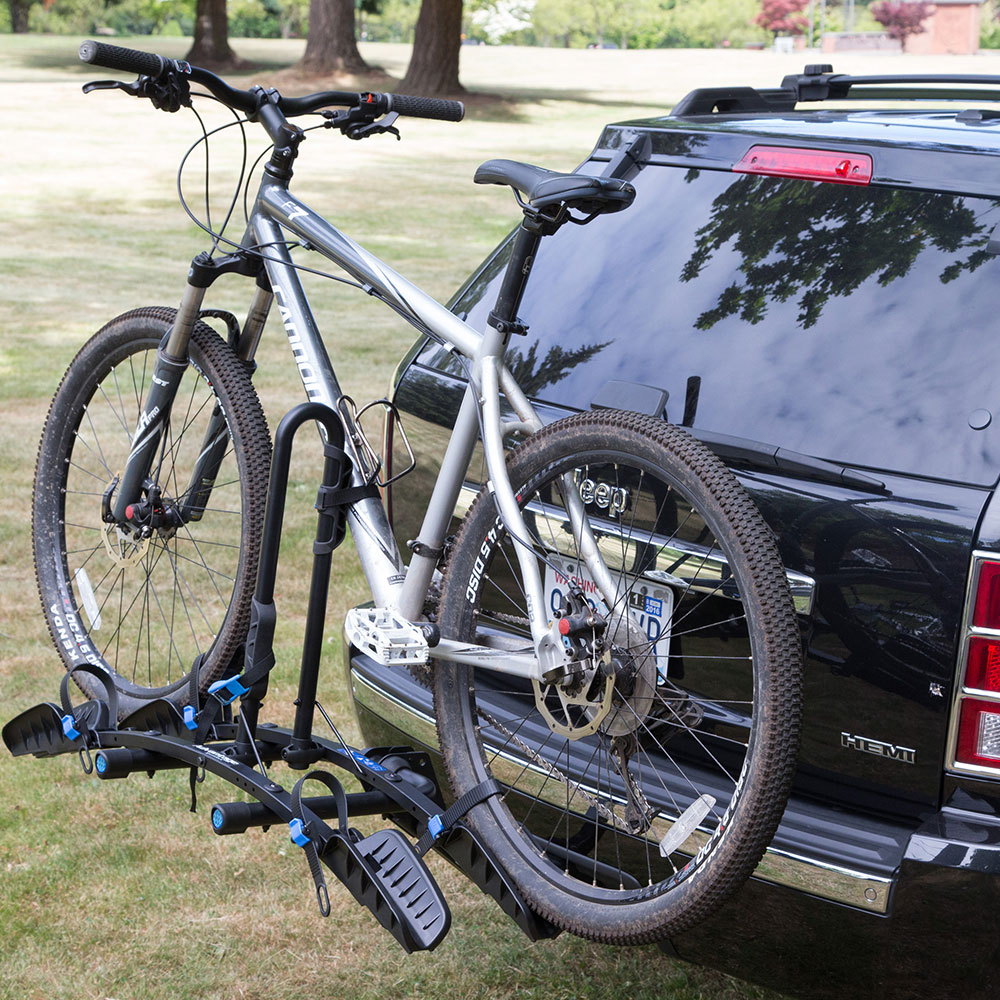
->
415, 778, 503, 856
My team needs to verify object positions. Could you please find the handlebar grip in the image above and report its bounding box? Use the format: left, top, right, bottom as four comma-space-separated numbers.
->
79, 39, 169, 78
385, 93, 465, 122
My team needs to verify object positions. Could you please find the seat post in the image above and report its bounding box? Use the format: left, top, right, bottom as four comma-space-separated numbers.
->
488, 216, 546, 336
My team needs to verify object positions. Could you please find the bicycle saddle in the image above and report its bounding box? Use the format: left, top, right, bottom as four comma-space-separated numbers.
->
474, 158, 635, 215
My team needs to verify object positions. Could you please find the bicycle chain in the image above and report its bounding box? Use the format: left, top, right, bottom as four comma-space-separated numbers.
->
412, 590, 624, 831
474, 705, 621, 830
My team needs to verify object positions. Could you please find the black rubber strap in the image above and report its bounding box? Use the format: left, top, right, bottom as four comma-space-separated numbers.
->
290, 770, 350, 917
407, 538, 444, 560
415, 778, 503, 856
315, 482, 380, 511
188, 764, 206, 814
59, 662, 119, 731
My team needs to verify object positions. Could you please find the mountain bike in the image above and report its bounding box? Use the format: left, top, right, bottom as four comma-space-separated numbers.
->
10, 40, 803, 950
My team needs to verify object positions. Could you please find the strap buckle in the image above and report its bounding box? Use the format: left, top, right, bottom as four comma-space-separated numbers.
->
207, 675, 250, 705
289, 818, 311, 847
60, 714, 81, 741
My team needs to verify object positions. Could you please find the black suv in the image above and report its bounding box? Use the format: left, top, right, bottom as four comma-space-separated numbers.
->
348, 66, 1000, 998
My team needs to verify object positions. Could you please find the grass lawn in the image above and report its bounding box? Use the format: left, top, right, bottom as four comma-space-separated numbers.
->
4, 33, 996, 1000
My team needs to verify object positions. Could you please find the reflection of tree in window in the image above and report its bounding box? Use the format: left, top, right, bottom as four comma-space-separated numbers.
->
504, 339, 611, 397
680, 177, 995, 330
434, 236, 610, 393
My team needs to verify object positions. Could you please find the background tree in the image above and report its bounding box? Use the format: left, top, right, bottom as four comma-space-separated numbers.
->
579, 0, 658, 47
754, 0, 808, 37
298, 0, 370, 74
870, 0, 930, 50
654, 0, 766, 49
398, 0, 463, 95
531, 0, 576, 45
186, 0, 243, 68
7, 0, 30, 31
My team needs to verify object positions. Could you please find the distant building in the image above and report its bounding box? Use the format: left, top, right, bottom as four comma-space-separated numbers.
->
822, 0, 985, 55
905, 0, 985, 54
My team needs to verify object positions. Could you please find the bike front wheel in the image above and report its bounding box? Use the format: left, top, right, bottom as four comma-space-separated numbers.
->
33, 307, 271, 715
435, 410, 802, 943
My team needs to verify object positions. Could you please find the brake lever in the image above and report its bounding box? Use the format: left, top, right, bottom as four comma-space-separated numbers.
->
83, 79, 145, 98
82, 74, 190, 113
347, 112, 401, 141
323, 107, 401, 141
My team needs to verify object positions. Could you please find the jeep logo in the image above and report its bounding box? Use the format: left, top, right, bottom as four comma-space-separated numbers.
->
579, 477, 630, 517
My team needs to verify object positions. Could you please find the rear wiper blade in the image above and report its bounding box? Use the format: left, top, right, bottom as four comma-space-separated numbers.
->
691, 428, 889, 494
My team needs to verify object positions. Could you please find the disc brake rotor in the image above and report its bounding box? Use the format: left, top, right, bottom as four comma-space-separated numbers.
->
101, 523, 150, 567
532, 671, 615, 739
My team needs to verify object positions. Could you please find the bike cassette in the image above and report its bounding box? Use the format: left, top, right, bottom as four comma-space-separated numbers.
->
345, 608, 432, 666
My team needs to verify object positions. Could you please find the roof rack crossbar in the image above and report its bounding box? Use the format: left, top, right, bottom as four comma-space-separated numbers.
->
670, 86, 797, 117
670, 66, 1000, 118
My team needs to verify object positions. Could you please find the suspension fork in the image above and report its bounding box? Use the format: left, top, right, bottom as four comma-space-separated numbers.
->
112, 253, 271, 524
178, 284, 273, 523
111, 281, 208, 522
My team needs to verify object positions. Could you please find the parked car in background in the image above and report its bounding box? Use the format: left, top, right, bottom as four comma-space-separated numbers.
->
347, 65, 1000, 998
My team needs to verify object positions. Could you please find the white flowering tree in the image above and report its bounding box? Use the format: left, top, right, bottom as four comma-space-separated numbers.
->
470, 0, 536, 42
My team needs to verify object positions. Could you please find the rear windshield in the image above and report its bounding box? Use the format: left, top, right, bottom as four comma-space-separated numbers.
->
420, 163, 1000, 486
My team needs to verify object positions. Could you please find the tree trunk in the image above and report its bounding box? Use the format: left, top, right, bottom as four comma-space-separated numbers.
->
185, 0, 244, 70
9, 0, 30, 32
298, 0, 369, 75
398, 0, 464, 96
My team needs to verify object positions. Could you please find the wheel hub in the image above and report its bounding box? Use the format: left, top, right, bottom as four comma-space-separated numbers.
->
599, 609, 658, 738
99, 472, 182, 566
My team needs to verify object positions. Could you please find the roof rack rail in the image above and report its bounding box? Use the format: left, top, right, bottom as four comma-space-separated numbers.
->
670, 64, 1000, 117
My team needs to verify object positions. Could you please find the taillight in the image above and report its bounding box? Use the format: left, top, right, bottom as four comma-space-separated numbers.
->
949, 554, 1000, 776
973, 560, 1000, 629
734, 146, 873, 186
965, 637, 1000, 692
956, 698, 1000, 767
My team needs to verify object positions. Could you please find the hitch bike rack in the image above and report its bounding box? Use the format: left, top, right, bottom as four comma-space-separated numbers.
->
4, 401, 558, 953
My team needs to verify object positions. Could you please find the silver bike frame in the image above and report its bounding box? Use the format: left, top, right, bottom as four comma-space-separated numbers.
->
237, 169, 604, 681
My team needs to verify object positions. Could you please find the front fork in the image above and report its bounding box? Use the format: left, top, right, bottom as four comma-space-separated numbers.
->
111, 258, 273, 526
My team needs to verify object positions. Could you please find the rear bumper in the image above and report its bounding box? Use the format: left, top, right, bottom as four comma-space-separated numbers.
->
347, 651, 1000, 998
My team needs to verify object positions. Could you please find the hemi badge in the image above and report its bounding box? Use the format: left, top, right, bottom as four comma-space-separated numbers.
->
841, 732, 916, 765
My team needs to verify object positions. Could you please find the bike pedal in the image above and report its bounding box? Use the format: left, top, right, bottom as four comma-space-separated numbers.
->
344, 608, 429, 667
324, 827, 450, 952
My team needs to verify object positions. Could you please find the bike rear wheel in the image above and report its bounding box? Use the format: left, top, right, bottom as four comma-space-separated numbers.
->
435, 410, 802, 942
33, 307, 271, 714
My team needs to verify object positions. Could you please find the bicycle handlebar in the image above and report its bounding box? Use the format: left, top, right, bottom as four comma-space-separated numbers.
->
79, 39, 170, 78
384, 93, 465, 123
78, 39, 465, 123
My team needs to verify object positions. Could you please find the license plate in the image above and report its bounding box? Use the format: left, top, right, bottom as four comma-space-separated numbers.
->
543, 555, 673, 684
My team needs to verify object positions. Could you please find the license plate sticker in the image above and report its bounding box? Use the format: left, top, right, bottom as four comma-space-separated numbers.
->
543, 555, 673, 684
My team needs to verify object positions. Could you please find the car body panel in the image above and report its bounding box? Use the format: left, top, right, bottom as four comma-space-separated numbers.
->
350, 91, 1000, 997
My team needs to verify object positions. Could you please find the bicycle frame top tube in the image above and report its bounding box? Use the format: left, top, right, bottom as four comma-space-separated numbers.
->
255, 180, 482, 359
244, 160, 553, 627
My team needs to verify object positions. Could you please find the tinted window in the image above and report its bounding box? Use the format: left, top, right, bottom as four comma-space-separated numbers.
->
422, 165, 1000, 485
